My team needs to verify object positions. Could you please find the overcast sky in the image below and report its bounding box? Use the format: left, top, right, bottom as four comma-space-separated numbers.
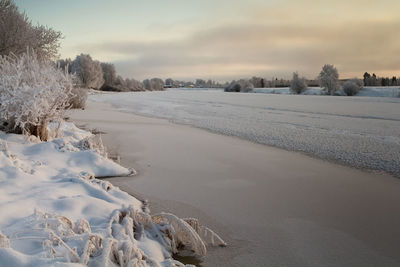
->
15, 0, 400, 81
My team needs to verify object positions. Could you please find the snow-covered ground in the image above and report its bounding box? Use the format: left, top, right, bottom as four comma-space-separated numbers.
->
90, 90, 400, 177
253, 87, 319, 95
0, 121, 224, 266
253, 86, 400, 97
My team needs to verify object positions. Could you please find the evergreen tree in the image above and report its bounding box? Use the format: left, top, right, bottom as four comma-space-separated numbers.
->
363, 72, 371, 86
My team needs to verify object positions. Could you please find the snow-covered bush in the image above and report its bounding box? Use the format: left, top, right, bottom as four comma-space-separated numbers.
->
225, 79, 254, 92
225, 82, 241, 92
0, 50, 73, 140
290, 72, 307, 94
71, 54, 104, 89
319, 64, 340, 95
68, 87, 88, 109
342, 79, 363, 96
0, 0, 62, 60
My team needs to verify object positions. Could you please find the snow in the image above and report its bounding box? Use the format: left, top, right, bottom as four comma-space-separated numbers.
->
253, 86, 400, 97
0, 121, 224, 266
357, 86, 400, 97
90, 90, 400, 177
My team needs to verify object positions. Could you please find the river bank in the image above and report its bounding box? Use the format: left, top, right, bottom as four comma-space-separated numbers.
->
70, 101, 400, 266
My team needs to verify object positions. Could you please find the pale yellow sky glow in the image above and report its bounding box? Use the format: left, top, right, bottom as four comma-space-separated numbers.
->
16, 0, 400, 81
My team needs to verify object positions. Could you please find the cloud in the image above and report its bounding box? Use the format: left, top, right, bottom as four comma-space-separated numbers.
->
72, 16, 400, 81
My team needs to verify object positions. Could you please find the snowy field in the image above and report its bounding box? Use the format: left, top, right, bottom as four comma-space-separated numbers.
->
91, 89, 400, 177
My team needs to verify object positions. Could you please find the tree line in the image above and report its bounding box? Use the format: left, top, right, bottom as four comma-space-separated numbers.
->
363, 72, 399, 87
57, 55, 165, 92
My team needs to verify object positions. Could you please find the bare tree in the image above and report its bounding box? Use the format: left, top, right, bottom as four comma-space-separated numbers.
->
319, 64, 339, 95
0, 0, 62, 60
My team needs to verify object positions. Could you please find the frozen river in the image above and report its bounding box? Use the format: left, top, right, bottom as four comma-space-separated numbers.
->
91, 90, 400, 176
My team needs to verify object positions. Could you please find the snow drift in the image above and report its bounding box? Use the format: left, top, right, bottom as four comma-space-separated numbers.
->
0, 121, 225, 266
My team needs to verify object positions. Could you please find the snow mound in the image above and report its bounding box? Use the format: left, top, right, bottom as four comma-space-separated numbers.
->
0, 122, 224, 266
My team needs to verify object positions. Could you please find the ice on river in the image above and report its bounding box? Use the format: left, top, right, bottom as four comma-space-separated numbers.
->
91, 90, 400, 176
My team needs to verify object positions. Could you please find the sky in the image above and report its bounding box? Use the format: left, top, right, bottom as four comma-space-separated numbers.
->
15, 0, 400, 81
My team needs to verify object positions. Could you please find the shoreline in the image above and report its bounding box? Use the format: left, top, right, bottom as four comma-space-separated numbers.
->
70, 101, 400, 266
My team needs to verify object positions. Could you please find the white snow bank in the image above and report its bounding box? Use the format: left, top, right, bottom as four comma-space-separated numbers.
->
0, 122, 225, 266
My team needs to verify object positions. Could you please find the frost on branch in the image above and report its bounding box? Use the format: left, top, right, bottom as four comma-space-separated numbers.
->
0, 231, 9, 248
0, 50, 73, 140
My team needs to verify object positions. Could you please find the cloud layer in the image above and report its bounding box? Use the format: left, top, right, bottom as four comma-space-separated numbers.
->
51, 0, 400, 81
75, 20, 399, 80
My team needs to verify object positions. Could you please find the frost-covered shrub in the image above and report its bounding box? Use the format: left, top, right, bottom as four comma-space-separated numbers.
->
225, 79, 254, 92
69, 87, 88, 109
290, 72, 307, 94
342, 79, 363, 96
0, 51, 73, 140
0, 231, 9, 248
319, 64, 340, 95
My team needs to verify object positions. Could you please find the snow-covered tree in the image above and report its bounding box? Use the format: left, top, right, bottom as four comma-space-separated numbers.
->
143, 78, 164, 91
319, 64, 339, 95
250, 76, 265, 88
290, 72, 307, 94
57, 58, 72, 74
113, 75, 126, 90
71, 54, 104, 89
100, 62, 116, 86
0, 50, 73, 140
165, 78, 174, 87
195, 79, 206, 88
125, 78, 144, 91
0, 0, 62, 60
